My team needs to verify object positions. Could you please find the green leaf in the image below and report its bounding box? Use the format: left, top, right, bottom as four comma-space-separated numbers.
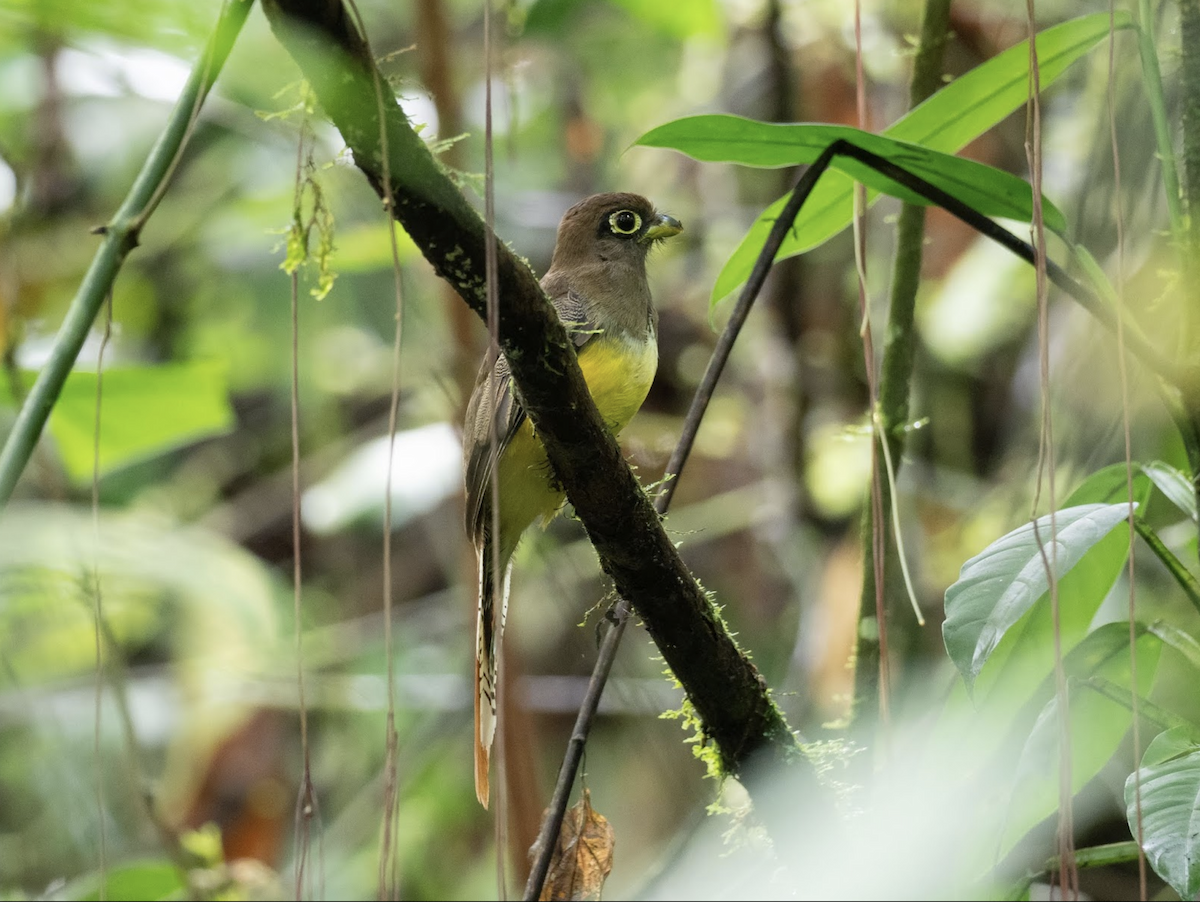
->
644, 11, 1130, 302
889, 10, 1131, 152
972, 511, 1133, 720
943, 503, 1133, 693
39, 361, 234, 482
1126, 726, 1200, 900
637, 117, 1067, 239
1000, 623, 1160, 858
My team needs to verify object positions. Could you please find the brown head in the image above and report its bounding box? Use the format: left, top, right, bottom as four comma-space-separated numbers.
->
547, 192, 683, 272
541, 193, 683, 336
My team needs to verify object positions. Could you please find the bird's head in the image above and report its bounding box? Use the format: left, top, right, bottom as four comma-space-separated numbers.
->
550, 192, 683, 269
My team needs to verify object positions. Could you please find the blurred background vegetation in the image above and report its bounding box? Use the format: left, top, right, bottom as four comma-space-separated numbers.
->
0, 0, 1191, 898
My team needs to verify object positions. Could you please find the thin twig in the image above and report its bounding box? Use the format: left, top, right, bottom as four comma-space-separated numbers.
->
1023, 4, 1076, 896
1133, 517, 1200, 615
852, 0, 891, 736
289, 127, 321, 902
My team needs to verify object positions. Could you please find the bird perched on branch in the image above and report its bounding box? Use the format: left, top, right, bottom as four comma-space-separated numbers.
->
462, 192, 683, 808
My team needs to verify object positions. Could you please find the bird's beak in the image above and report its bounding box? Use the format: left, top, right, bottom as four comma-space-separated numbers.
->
640, 212, 683, 244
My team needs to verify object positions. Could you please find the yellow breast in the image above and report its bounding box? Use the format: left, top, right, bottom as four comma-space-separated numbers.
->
576, 332, 659, 434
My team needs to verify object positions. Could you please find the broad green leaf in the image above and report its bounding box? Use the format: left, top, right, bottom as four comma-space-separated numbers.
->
889, 10, 1131, 152
40, 361, 234, 482
637, 117, 1067, 239
1000, 624, 1160, 858
943, 503, 1133, 693
1126, 726, 1200, 900
643, 12, 1129, 302
970, 511, 1133, 719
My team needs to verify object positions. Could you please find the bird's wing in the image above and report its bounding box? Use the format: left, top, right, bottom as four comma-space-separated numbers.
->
462, 284, 597, 542
462, 347, 524, 542
549, 285, 601, 351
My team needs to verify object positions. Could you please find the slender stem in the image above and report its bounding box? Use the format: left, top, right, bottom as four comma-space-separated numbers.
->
1176, 0, 1200, 551
1134, 516, 1200, 616
1109, 5, 1147, 895
851, 0, 952, 732
1084, 674, 1188, 728
1179, 0, 1200, 237
0, 0, 252, 508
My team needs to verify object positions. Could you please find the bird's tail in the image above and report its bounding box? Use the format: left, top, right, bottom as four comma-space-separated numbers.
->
474, 543, 510, 808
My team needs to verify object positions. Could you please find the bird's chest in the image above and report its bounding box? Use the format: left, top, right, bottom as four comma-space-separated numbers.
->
576, 332, 658, 434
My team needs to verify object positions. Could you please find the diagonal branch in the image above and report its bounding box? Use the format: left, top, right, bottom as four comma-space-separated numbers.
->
261, 0, 802, 782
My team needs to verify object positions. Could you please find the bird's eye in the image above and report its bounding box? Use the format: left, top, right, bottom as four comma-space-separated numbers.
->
609, 210, 642, 235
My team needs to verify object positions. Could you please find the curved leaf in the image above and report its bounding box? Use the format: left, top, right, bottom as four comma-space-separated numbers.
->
1062, 458, 1194, 528
1126, 726, 1200, 900
638, 117, 1067, 245
943, 503, 1133, 693
38, 361, 234, 482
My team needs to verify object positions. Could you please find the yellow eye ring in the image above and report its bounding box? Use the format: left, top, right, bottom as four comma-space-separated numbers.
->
609, 210, 642, 235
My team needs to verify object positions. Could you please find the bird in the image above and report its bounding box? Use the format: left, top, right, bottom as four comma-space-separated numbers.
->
461, 192, 682, 808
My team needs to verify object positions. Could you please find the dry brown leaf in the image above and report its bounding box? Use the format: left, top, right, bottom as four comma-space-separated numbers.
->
539, 789, 615, 901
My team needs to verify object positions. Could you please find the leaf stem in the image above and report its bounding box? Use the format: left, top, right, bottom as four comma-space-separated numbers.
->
1134, 516, 1200, 617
